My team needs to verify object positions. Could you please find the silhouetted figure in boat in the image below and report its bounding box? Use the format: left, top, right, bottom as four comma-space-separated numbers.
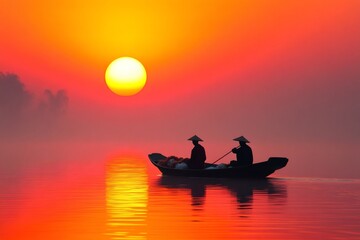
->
186, 135, 206, 169
230, 136, 253, 167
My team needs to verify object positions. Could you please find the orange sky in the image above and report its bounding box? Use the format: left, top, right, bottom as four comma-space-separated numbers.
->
1, 1, 357, 101
1, 0, 360, 178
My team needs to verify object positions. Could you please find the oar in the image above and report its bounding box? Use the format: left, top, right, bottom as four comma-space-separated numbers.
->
210, 146, 239, 165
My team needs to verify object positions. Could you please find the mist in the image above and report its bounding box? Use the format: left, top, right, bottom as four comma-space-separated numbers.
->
1, 71, 360, 179
0, 72, 69, 141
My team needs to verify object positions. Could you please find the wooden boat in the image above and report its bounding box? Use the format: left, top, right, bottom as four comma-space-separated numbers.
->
148, 153, 288, 178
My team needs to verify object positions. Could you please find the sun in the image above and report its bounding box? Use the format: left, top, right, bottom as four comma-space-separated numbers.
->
105, 57, 147, 96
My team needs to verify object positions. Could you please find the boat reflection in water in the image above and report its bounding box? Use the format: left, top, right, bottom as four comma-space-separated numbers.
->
156, 176, 287, 213
148, 175, 288, 238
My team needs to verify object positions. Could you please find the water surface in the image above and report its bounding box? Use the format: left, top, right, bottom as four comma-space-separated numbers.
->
1, 149, 359, 239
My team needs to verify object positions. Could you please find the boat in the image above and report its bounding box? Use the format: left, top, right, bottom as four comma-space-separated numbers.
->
148, 153, 288, 178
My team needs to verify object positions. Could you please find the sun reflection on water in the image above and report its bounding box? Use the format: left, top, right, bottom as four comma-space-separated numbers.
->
106, 156, 148, 239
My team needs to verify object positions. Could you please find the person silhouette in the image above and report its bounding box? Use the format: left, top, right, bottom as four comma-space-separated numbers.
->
230, 136, 253, 167
186, 135, 206, 169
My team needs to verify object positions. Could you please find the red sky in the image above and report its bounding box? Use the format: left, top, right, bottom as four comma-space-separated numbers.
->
1, 0, 360, 178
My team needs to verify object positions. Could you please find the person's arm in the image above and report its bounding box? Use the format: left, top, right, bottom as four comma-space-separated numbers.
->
202, 147, 206, 161
190, 148, 196, 161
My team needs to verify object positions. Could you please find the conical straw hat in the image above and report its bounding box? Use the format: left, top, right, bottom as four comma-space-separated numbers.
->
188, 135, 203, 141
233, 136, 250, 143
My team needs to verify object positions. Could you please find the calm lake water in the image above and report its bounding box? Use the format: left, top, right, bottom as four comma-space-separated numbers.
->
1, 147, 359, 240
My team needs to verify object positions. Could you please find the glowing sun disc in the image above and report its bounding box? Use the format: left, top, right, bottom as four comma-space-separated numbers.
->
105, 57, 147, 96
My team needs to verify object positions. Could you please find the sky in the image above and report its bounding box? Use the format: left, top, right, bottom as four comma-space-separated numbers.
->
1, 0, 360, 178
